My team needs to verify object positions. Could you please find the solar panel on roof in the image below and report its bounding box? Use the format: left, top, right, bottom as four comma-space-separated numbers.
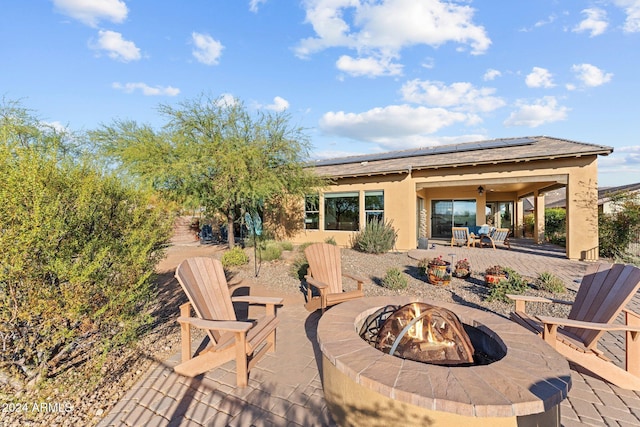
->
311, 137, 536, 167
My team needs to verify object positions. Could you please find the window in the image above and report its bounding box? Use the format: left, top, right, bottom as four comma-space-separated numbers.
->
304, 194, 319, 230
324, 192, 359, 231
431, 200, 477, 237
365, 190, 384, 223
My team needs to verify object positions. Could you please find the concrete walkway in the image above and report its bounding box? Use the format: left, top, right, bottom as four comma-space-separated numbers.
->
98, 240, 640, 426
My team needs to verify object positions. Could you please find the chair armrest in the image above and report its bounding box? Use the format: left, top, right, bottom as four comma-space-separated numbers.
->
343, 272, 366, 283
506, 294, 572, 313
177, 316, 253, 333
305, 275, 329, 291
232, 296, 284, 305
506, 294, 573, 304
536, 315, 640, 333
343, 272, 365, 291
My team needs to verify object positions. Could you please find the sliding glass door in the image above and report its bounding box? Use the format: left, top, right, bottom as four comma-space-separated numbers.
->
431, 200, 477, 238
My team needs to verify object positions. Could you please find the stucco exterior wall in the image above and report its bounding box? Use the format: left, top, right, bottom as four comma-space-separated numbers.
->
288, 154, 601, 260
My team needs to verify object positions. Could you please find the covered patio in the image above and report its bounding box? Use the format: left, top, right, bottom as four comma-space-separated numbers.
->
294, 136, 613, 260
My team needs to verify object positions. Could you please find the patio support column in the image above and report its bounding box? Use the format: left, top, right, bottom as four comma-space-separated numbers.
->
533, 190, 545, 244
515, 199, 524, 238
565, 166, 599, 260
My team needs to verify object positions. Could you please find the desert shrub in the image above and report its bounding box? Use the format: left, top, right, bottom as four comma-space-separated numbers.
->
351, 219, 397, 254
381, 268, 408, 290
297, 242, 314, 252
221, 246, 249, 267
258, 241, 283, 262
290, 254, 309, 280
279, 241, 294, 251
486, 267, 529, 302
535, 272, 566, 293
324, 236, 337, 245
0, 141, 173, 391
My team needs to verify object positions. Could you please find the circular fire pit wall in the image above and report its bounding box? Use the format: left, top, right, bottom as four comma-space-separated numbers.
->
317, 297, 571, 427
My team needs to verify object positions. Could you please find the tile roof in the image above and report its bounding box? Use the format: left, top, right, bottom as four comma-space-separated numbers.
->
308, 136, 613, 178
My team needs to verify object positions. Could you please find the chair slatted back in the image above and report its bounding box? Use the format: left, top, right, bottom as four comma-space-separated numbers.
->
175, 257, 237, 345
491, 228, 510, 243
304, 243, 343, 294
452, 227, 469, 245
566, 262, 640, 348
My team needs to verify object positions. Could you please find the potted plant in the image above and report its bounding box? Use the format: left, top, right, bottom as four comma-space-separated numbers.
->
485, 265, 507, 286
418, 256, 451, 285
453, 258, 471, 278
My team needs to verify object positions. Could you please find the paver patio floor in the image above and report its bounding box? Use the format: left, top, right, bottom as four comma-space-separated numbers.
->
98, 239, 640, 426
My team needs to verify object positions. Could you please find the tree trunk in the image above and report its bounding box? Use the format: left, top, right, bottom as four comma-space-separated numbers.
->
227, 214, 235, 249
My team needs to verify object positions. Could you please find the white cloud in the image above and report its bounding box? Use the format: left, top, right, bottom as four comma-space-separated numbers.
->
483, 69, 501, 81
91, 30, 141, 62
598, 146, 640, 181
216, 94, 239, 107
400, 79, 506, 113
262, 96, 290, 112
249, 0, 268, 13
192, 32, 224, 65
336, 55, 403, 77
52, 0, 128, 27
319, 104, 469, 145
525, 67, 555, 88
504, 96, 569, 127
571, 63, 613, 87
612, 0, 640, 33
535, 14, 557, 28
573, 8, 608, 37
296, 0, 491, 66
43, 121, 68, 133
112, 82, 180, 96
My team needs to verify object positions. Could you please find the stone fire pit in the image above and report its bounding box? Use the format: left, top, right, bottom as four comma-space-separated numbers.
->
317, 296, 571, 427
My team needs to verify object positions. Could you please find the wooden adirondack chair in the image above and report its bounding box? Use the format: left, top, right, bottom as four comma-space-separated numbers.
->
174, 257, 283, 387
451, 227, 474, 247
507, 263, 640, 390
479, 227, 511, 249
304, 243, 365, 313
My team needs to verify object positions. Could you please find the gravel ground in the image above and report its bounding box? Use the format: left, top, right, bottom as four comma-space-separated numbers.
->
233, 246, 575, 320
3, 240, 576, 426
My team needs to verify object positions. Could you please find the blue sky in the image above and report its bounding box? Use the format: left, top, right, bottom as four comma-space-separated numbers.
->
2, 1, 639, 187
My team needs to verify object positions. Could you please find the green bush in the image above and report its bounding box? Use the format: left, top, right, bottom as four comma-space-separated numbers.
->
279, 241, 294, 251
324, 236, 337, 245
0, 140, 173, 390
381, 268, 408, 290
290, 254, 309, 280
351, 219, 397, 254
258, 241, 283, 262
535, 272, 566, 293
486, 267, 529, 302
221, 246, 249, 267
599, 191, 640, 259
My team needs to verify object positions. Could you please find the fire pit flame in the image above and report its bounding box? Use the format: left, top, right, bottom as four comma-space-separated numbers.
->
366, 302, 476, 365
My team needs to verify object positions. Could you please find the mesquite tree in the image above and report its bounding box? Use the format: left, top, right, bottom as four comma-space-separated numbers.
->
92, 94, 324, 247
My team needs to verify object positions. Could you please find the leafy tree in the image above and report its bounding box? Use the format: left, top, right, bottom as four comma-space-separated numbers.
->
92, 94, 325, 247
599, 190, 640, 260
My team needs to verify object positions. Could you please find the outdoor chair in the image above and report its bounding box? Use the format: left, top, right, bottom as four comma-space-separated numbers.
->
507, 262, 640, 390
304, 243, 365, 314
174, 257, 283, 387
451, 226, 476, 247
479, 227, 510, 249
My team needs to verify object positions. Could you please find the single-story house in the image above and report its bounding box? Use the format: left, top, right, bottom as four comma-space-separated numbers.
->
287, 136, 613, 260
545, 182, 640, 214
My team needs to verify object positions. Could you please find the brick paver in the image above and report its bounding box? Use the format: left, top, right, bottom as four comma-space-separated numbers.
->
98, 239, 640, 426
